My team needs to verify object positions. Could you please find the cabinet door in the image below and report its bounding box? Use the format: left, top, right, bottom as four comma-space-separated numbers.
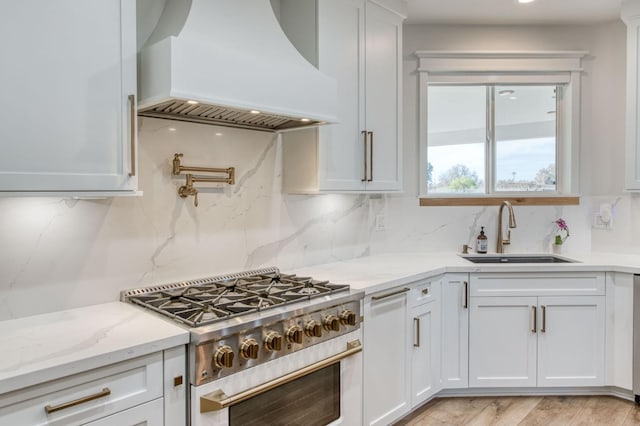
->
363, 1, 402, 191
411, 300, 440, 407
0, 0, 137, 192
469, 296, 538, 388
317, 0, 366, 191
537, 296, 605, 387
364, 288, 410, 426
84, 398, 163, 426
441, 274, 469, 388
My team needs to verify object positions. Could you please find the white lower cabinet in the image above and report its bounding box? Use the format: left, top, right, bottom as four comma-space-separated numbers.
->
469, 296, 538, 388
410, 298, 441, 407
468, 272, 606, 389
605, 272, 634, 390
364, 287, 411, 426
440, 274, 469, 389
0, 347, 186, 426
83, 398, 163, 426
364, 276, 442, 426
537, 296, 605, 387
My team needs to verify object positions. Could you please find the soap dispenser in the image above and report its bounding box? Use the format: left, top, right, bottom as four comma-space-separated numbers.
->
476, 226, 488, 254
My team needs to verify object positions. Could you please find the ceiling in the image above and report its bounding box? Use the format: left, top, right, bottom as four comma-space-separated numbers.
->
406, 0, 623, 25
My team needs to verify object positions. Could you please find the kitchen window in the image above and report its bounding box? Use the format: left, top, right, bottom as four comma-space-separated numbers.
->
416, 51, 586, 206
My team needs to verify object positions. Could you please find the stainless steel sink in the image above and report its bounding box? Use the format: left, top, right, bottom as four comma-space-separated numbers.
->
461, 255, 577, 264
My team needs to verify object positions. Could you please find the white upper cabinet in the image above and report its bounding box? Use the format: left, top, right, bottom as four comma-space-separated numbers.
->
281, 0, 404, 193
0, 0, 137, 194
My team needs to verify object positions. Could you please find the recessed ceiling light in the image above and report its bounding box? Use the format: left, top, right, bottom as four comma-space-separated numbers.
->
499, 90, 515, 96
301, 118, 311, 122
250, 110, 261, 114
215, 132, 223, 136
186, 100, 199, 105
518, 0, 535, 3
168, 127, 177, 132
509, 96, 517, 100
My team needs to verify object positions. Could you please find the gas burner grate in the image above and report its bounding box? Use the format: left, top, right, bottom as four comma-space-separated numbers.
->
122, 267, 350, 327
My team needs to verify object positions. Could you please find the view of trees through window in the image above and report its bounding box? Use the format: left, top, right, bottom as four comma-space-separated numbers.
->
427, 85, 558, 194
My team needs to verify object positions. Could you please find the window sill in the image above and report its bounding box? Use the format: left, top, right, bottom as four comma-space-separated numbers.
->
419, 195, 580, 206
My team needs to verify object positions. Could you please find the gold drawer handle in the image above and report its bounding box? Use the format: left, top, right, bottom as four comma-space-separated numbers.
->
371, 287, 410, 301
44, 387, 111, 414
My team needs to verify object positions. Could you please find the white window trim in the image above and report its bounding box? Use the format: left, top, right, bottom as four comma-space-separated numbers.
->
416, 50, 587, 198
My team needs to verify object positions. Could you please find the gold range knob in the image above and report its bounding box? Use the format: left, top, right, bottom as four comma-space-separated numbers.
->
304, 320, 322, 338
264, 331, 283, 352
286, 325, 303, 344
340, 310, 357, 326
213, 345, 234, 368
239, 338, 259, 360
323, 314, 340, 332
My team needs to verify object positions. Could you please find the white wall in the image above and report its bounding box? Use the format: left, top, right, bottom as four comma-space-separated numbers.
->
0, 20, 633, 321
370, 21, 632, 256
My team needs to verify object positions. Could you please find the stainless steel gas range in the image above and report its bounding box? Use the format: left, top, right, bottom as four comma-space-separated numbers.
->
122, 267, 363, 426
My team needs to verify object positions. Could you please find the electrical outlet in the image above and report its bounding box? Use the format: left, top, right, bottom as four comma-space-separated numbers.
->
375, 214, 385, 231
592, 207, 614, 230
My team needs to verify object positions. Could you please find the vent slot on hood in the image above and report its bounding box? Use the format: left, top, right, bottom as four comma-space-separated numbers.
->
138, 100, 323, 132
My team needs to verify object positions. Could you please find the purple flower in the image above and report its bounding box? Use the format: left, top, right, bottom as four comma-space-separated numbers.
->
555, 218, 568, 230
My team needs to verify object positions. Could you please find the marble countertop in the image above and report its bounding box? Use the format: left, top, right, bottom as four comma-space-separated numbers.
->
0, 302, 189, 395
2, 250, 638, 396
292, 251, 640, 295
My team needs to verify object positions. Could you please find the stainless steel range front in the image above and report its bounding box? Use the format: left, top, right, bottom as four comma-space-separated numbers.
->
122, 267, 363, 426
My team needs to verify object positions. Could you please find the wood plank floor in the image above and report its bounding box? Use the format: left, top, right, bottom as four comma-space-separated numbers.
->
394, 396, 640, 425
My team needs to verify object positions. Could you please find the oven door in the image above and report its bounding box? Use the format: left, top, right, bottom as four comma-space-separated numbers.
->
191, 331, 362, 426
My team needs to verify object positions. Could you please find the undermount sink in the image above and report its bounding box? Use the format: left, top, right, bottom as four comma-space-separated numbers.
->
461, 255, 577, 264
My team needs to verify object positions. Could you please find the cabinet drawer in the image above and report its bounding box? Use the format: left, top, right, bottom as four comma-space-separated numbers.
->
411, 279, 440, 307
470, 272, 605, 297
0, 352, 163, 426
84, 398, 163, 426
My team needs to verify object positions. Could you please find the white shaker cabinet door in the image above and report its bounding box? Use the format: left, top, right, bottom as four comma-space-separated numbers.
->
441, 274, 469, 389
363, 288, 411, 426
363, 0, 402, 191
0, 0, 137, 193
411, 300, 440, 407
469, 296, 538, 388
537, 296, 605, 387
317, 0, 366, 191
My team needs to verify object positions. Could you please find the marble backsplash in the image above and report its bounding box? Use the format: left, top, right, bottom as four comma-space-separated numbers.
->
0, 117, 628, 320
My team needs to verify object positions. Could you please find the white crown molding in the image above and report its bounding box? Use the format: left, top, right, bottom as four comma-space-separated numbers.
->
414, 50, 588, 74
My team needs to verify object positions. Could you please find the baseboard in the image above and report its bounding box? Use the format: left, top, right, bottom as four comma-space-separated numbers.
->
436, 386, 634, 402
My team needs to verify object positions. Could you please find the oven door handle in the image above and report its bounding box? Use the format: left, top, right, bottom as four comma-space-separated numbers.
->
200, 339, 362, 413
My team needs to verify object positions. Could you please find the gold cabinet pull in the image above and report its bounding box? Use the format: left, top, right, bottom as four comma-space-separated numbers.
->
541, 305, 546, 333
44, 387, 111, 414
371, 287, 410, 301
200, 340, 362, 412
128, 94, 136, 177
463, 281, 469, 309
413, 317, 420, 347
361, 130, 368, 182
531, 306, 538, 333
367, 131, 374, 182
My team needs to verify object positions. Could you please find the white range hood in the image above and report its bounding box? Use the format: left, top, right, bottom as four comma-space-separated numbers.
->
138, 0, 337, 132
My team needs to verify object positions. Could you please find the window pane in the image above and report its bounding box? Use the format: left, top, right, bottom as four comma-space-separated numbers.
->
494, 85, 557, 192
427, 86, 486, 193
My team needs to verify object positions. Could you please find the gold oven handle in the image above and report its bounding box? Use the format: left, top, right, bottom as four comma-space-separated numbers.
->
200, 339, 362, 413
44, 387, 111, 414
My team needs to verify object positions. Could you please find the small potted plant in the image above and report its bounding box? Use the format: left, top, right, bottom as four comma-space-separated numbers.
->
552, 218, 570, 253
